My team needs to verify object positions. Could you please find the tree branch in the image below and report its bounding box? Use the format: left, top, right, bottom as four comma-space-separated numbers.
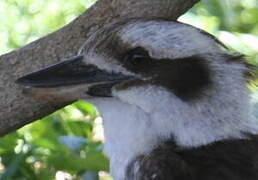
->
0, 0, 200, 136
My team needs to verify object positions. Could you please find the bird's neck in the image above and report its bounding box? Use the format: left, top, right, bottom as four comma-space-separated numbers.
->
90, 98, 158, 179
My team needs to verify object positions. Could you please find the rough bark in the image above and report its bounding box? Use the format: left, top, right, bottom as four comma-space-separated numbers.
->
0, 0, 200, 136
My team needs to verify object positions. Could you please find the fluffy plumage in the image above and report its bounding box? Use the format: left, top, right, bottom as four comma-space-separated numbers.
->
80, 19, 258, 180
17, 18, 258, 180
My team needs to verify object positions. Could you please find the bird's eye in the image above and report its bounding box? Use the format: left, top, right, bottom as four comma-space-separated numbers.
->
125, 47, 150, 66
130, 54, 148, 66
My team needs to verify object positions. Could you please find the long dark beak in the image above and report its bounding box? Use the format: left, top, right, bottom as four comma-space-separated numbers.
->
16, 55, 133, 98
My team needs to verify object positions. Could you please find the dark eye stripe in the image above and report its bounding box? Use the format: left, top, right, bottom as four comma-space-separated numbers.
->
122, 48, 212, 101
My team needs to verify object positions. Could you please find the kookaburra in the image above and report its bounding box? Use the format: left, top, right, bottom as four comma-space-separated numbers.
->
16, 19, 258, 180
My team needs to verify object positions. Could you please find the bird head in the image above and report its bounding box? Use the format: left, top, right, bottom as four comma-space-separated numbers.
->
16, 19, 237, 102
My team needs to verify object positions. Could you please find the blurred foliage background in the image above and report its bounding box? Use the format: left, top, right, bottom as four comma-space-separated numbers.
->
0, 0, 257, 179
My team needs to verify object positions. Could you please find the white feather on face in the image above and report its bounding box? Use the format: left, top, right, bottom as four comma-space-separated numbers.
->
117, 21, 222, 59
79, 19, 258, 180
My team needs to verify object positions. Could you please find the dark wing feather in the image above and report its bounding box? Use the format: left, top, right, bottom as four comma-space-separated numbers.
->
127, 136, 258, 180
